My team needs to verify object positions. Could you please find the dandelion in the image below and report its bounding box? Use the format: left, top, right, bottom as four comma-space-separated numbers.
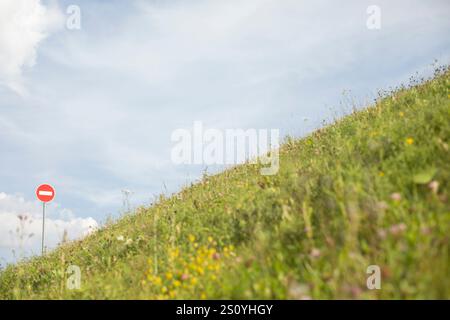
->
406, 137, 414, 145
378, 171, 385, 177
149, 276, 162, 286
197, 266, 205, 275
165, 272, 173, 280
168, 247, 180, 260
188, 234, 196, 243
399, 111, 404, 117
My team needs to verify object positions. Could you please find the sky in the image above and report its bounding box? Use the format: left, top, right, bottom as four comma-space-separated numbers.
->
0, 0, 449, 265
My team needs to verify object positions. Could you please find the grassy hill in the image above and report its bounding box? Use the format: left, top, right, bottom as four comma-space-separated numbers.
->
1, 67, 449, 300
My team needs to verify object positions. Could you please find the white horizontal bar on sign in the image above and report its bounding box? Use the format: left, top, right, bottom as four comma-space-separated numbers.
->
38, 191, 53, 196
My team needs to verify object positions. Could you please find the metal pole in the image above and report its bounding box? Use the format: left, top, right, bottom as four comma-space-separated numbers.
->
41, 202, 46, 255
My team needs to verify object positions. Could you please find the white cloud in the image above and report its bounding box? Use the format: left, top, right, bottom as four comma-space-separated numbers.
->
0, 0, 63, 95
0, 192, 97, 262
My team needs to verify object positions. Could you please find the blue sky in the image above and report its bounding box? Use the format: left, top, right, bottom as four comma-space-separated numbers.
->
0, 0, 449, 265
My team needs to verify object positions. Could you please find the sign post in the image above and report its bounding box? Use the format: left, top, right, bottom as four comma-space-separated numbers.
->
36, 184, 55, 255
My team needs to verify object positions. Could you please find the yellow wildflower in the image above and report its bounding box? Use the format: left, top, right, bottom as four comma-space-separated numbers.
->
168, 247, 180, 259
406, 137, 414, 145
197, 266, 205, 275
150, 276, 162, 286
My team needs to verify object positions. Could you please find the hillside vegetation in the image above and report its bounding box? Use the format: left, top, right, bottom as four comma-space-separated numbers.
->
1, 68, 449, 299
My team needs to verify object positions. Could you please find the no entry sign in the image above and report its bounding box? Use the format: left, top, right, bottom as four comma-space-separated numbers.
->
36, 184, 55, 203
36, 183, 55, 255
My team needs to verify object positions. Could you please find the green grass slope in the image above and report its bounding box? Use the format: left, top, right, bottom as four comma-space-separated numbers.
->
1, 68, 449, 300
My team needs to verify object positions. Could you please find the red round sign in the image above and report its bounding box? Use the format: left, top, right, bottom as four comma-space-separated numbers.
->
36, 184, 55, 203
